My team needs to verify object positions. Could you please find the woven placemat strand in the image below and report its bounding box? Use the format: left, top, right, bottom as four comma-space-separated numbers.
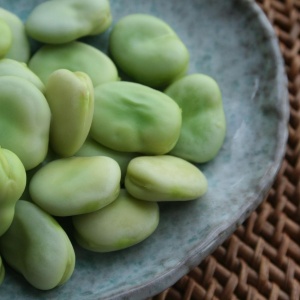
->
150, 0, 300, 299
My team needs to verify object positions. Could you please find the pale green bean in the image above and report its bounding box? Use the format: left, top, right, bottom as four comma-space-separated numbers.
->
26, 0, 112, 44
165, 74, 226, 163
28, 41, 119, 86
125, 155, 207, 201
0, 200, 75, 290
45, 69, 94, 157
110, 14, 189, 88
0, 8, 30, 62
30, 156, 121, 216
0, 76, 50, 170
72, 189, 159, 252
90, 81, 182, 154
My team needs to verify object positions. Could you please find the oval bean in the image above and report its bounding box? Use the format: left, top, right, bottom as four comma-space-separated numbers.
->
165, 74, 226, 163
110, 14, 189, 88
0, 8, 30, 62
26, 0, 112, 44
125, 155, 207, 201
0, 76, 51, 170
28, 41, 119, 86
29, 156, 121, 216
90, 81, 182, 154
0, 200, 75, 290
72, 189, 159, 252
45, 69, 94, 157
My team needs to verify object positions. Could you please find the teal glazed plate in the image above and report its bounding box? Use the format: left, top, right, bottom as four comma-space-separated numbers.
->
0, 0, 289, 299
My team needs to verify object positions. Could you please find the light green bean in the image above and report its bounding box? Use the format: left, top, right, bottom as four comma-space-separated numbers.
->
0, 8, 30, 62
0, 76, 50, 170
28, 41, 119, 86
125, 155, 207, 201
72, 189, 159, 252
90, 81, 182, 154
165, 74, 226, 163
29, 156, 121, 216
45, 69, 94, 157
26, 0, 112, 44
0, 200, 75, 290
110, 14, 189, 88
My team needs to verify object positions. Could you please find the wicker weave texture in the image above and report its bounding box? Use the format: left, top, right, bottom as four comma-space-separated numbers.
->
150, 0, 300, 299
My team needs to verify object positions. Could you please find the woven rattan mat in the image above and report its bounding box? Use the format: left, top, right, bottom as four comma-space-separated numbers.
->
149, 0, 300, 299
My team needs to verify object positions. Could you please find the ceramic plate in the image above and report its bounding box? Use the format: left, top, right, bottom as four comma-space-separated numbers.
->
0, 0, 289, 299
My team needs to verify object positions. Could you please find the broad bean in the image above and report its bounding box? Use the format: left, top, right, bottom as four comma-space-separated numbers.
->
45, 69, 94, 157
72, 189, 159, 252
0, 19, 12, 58
0, 8, 30, 62
0, 58, 44, 92
28, 41, 119, 86
0, 76, 51, 170
0, 147, 26, 236
165, 74, 226, 163
90, 81, 182, 154
29, 156, 121, 216
26, 0, 112, 44
0, 200, 75, 290
125, 155, 207, 201
109, 14, 189, 88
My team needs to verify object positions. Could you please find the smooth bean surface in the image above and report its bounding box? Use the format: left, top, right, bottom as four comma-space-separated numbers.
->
45, 69, 94, 157
30, 156, 121, 216
0, 8, 30, 62
0, 76, 50, 170
125, 155, 207, 201
26, 0, 112, 44
165, 74, 226, 163
0, 147, 26, 236
90, 81, 182, 154
0, 200, 75, 290
72, 189, 159, 252
28, 41, 119, 86
110, 14, 189, 88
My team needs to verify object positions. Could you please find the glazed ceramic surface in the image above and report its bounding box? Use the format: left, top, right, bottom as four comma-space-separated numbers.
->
0, 0, 289, 299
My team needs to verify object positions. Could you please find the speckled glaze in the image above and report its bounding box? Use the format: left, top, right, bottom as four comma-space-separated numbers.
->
0, 0, 289, 299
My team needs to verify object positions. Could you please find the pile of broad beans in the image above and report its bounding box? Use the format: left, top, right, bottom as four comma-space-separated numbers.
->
0, 0, 226, 291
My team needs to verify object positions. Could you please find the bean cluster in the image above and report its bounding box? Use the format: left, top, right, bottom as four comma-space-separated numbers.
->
0, 0, 226, 291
